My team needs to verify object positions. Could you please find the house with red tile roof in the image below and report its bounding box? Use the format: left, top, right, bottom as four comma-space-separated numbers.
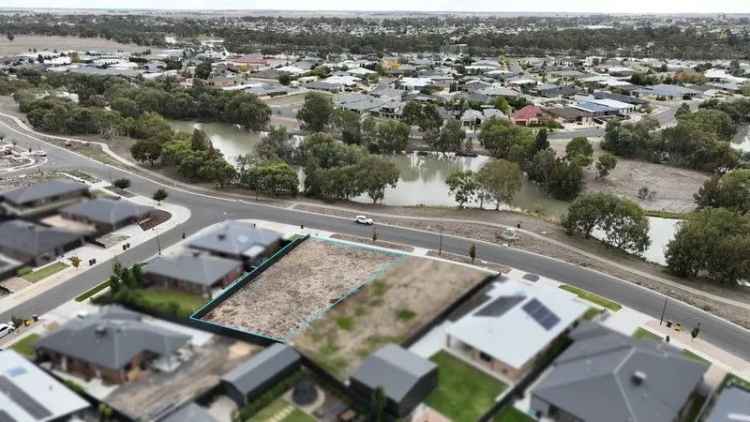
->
511, 105, 545, 126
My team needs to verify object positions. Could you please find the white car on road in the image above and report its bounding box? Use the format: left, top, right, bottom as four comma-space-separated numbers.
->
0, 323, 14, 339
354, 215, 374, 225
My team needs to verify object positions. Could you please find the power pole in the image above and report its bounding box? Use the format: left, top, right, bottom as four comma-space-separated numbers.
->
438, 227, 444, 256
659, 298, 668, 326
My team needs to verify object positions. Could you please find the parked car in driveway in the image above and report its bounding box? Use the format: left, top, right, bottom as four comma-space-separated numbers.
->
354, 215, 374, 225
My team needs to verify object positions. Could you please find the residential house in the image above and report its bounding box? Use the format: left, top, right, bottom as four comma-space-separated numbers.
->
142, 252, 245, 297
634, 84, 701, 100
0, 179, 89, 217
60, 198, 153, 235
446, 280, 587, 381
0, 350, 90, 422
586, 98, 637, 115
349, 344, 438, 418
571, 101, 619, 118
511, 105, 546, 126
533, 84, 577, 98
703, 385, 750, 422
221, 344, 301, 407
36, 306, 191, 385
188, 221, 283, 269
545, 107, 593, 125
530, 322, 708, 422
0, 220, 83, 266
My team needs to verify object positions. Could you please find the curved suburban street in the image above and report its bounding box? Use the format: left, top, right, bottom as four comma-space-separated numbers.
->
1, 112, 750, 363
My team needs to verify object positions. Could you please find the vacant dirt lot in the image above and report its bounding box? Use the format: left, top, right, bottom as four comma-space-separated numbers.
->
0, 35, 146, 55
204, 239, 401, 340
293, 256, 492, 379
550, 137, 708, 213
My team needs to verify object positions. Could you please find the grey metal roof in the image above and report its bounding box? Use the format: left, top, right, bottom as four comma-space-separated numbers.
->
36, 306, 190, 370
0, 179, 88, 206
704, 386, 750, 422
189, 221, 282, 259
61, 198, 152, 226
159, 403, 217, 422
143, 253, 242, 287
533, 323, 708, 422
0, 220, 82, 257
221, 343, 300, 395
351, 344, 436, 403
636, 84, 700, 97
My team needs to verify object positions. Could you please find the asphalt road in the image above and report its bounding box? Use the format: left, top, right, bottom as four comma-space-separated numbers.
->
2, 115, 750, 362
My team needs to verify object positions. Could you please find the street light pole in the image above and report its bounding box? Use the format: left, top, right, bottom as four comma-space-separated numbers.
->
659, 298, 668, 326
438, 227, 444, 256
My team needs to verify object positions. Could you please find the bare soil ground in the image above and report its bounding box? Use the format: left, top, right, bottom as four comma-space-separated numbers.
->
330, 233, 414, 252
106, 336, 257, 421
292, 256, 490, 379
204, 239, 401, 340
550, 138, 708, 213
0, 35, 147, 55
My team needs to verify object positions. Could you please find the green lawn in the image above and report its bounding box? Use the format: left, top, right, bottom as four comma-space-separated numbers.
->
282, 409, 315, 422
494, 406, 536, 422
559, 285, 622, 311
22, 262, 68, 283
248, 399, 314, 422
10, 333, 40, 358
682, 349, 710, 365
426, 351, 507, 422
582, 307, 604, 321
75, 279, 112, 302
684, 395, 706, 422
724, 374, 750, 390
633, 328, 662, 341
136, 288, 206, 317
633, 329, 711, 365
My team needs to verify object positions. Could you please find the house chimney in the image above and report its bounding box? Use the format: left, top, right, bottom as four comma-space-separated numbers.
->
193, 251, 201, 257
218, 233, 226, 240
631, 370, 647, 386
94, 325, 107, 338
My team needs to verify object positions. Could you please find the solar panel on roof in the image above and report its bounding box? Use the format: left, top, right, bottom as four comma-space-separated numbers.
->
522, 298, 561, 331
0, 410, 15, 422
0, 375, 51, 420
522, 298, 544, 314
476, 295, 526, 318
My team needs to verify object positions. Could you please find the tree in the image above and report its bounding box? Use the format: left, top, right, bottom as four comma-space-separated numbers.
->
297, 92, 334, 132
477, 159, 522, 210
278, 74, 291, 86
666, 208, 750, 284
69, 256, 81, 269
194, 61, 212, 79
562, 193, 651, 255
566, 137, 594, 167
401, 101, 422, 126
469, 243, 477, 263
334, 109, 362, 145
130, 140, 163, 167
446, 170, 478, 208
241, 161, 299, 197
256, 126, 295, 162
356, 156, 399, 204
432, 119, 465, 154
418, 103, 443, 133
547, 159, 584, 200
534, 128, 549, 152
479, 118, 534, 161
6, 32, 14, 42
113, 178, 131, 190
694, 169, 750, 215
152, 188, 168, 203
494, 96, 510, 114
595, 153, 618, 178
675, 103, 691, 119
373, 119, 409, 154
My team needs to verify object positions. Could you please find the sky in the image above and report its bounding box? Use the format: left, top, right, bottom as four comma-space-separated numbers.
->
2, 0, 749, 14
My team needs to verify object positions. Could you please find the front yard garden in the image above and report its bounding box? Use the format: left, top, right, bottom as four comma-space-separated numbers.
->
22, 262, 68, 283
